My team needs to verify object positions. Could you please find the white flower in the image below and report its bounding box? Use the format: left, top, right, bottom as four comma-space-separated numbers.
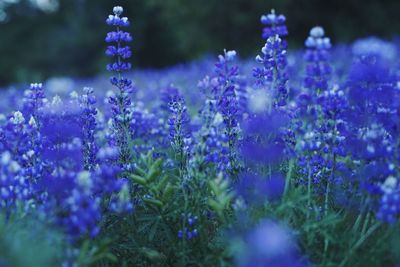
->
225, 50, 237, 61
77, 171, 92, 190
1, 151, 11, 165
106, 90, 115, 99
213, 112, 224, 126
310, 26, 325, 38
381, 176, 397, 194
366, 144, 375, 154
10, 111, 25, 125
113, 6, 123, 16
10, 161, 20, 172
29, 116, 37, 128
51, 95, 62, 106
248, 89, 272, 113
27, 150, 35, 158
69, 91, 79, 99
30, 83, 42, 90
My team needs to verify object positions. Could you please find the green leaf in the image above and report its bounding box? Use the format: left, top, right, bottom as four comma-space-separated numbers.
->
130, 174, 147, 186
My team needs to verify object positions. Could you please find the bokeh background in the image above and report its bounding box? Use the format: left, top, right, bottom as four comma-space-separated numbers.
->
0, 0, 398, 86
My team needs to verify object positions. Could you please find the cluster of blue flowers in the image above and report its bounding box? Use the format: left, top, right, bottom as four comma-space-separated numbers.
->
255, 10, 289, 107
178, 214, 199, 240
1, 6, 400, 267
106, 6, 135, 168
0, 16, 135, 243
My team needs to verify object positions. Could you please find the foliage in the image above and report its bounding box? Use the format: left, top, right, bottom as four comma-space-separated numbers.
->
1, 5, 400, 267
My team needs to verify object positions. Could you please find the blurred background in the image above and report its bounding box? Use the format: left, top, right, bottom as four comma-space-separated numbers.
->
0, 0, 398, 87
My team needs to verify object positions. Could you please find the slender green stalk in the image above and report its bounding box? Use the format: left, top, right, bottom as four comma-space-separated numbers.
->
284, 159, 294, 197
338, 222, 382, 267
307, 164, 312, 219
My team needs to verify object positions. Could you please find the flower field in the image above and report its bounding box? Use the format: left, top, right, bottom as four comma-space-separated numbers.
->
1, 6, 400, 267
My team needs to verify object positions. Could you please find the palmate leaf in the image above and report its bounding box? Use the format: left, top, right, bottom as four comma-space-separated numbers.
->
208, 174, 235, 218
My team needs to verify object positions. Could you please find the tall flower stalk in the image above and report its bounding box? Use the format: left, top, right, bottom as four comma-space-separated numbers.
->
304, 26, 332, 96
215, 50, 241, 176
296, 26, 334, 216
255, 10, 289, 107
22, 83, 46, 186
79, 87, 98, 171
254, 35, 289, 107
106, 6, 134, 168
261, 9, 288, 45
162, 86, 192, 175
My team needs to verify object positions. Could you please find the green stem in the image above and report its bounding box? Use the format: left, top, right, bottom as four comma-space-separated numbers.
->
361, 212, 371, 236
322, 238, 330, 266
352, 199, 365, 232
338, 222, 381, 267
307, 164, 312, 219
324, 179, 330, 217
284, 159, 294, 197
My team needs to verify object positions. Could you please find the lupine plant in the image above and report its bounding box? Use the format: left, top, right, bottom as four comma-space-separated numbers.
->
106, 6, 135, 168
1, 5, 400, 267
255, 10, 289, 107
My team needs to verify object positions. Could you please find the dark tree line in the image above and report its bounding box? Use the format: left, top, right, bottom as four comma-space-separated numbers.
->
0, 0, 398, 86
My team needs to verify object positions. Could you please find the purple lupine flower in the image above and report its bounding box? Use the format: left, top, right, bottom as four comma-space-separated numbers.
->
347, 55, 393, 116
60, 171, 102, 239
257, 10, 289, 107
161, 85, 192, 173
304, 26, 332, 94
108, 179, 134, 213
216, 51, 241, 129
377, 191, 400, 224
294, 27, 337, 205
214, 50, 242, 175
0, 151, 30, 209
346, 57, 394, 157
235, 173, 285, 203
377, 177, 400, 223
93, 161, 133, 214
22, 83, 46, 183
39, 148, 132, 240
343, 54, 400, 220
22, 83, 46, 124
236, 220, 309, 267
0, 108, 48, 207
43, 169, 102, 240
79, 87, 98, 171
241, 111, 288, 165
316, 85, 349, 209
1, 111, 36, 178
192, 53, 241, 175
130, 103, 164, 154
40, 99, 84, 170
254, 35, 289, 107
261, 10, 288, 44
106, 6, 130, 27
238, 110, 289, 203
192, 94, 229, 173
106, 6, 134, 167
178, 214, 199, 240
352, 37, 397, 64
35, 99, 86, 208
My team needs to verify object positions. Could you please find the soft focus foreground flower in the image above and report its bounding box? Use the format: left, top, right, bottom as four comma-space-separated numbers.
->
235, 220, 308, 267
